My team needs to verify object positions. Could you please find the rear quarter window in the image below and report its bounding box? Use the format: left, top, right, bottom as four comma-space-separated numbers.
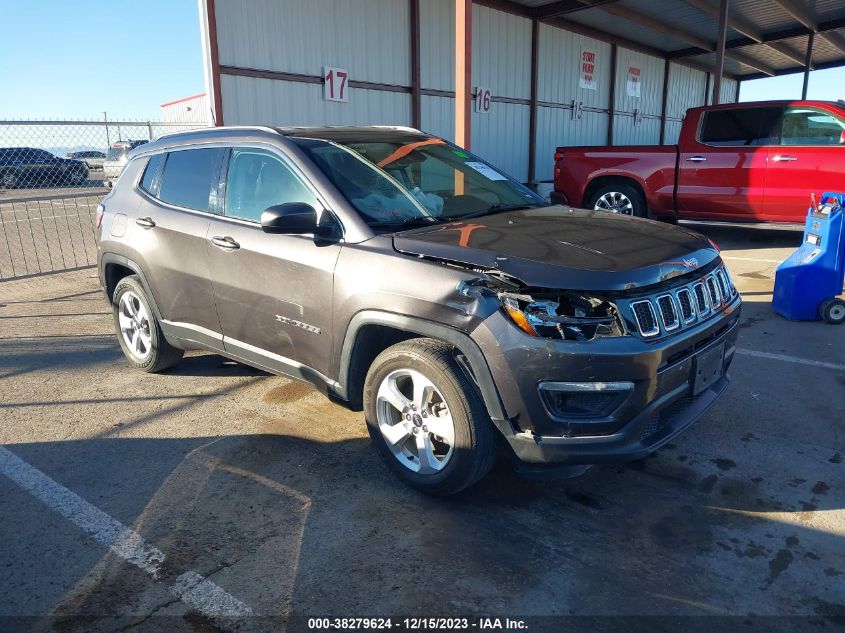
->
139, 153, 166, 195
157, 148, 221, 212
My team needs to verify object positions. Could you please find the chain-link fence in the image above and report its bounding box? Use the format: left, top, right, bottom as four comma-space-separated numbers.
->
0, 119, 207, 280
0, 119, 206, 193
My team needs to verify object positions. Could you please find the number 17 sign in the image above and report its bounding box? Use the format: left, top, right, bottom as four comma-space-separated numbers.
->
323, 67, 349, 102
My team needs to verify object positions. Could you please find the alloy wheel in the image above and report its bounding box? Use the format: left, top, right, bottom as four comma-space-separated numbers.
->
118, 290, 152, 360
594, 191, 634, 215
375, 368, 455, 474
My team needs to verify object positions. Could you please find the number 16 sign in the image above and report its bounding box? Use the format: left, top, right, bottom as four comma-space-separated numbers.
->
323, 67, 349, 102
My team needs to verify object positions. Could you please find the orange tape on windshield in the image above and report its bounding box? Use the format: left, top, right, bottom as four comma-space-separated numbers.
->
376, 138, 445, 167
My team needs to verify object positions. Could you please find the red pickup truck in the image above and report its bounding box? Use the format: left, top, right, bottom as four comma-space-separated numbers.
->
552, 100, 845, 224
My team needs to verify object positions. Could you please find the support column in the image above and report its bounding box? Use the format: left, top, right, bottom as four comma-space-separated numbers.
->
528, 18, 539, 187
607, 43, 617, 146
802, 32, 815, 99
454, 0, 472, 150
712, 0, 729, 105
659, 58, 670, 145
410, 0, 421, 129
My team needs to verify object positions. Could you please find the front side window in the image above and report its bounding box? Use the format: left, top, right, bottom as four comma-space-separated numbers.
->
699, 108, 781, 146
223, 148, 318, 223
780, 108, 845, 146
157, 148, 220, 212
293, 136, 543, 230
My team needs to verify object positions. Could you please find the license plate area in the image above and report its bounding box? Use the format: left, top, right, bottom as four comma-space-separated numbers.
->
692, 342, 725, 396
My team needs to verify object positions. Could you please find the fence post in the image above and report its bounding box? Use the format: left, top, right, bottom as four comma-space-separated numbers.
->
148, 121, 153, 140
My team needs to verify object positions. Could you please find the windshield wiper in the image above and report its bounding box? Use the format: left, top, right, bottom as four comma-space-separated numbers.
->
367, 215, 442, 230
441, 203, 539, 222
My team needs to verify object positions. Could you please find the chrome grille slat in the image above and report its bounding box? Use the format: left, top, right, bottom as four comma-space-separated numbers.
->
676, 288, 696, 324
631, 300, 659, 337
706, 274, 721, 308
693, 282, 710, 316
656, 295, 679, 331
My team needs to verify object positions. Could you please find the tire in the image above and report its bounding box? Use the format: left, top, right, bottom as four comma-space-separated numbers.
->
363, 338, 497, 496
112, 275, 184, 372
67, 167, 88, 186
1, 170, 18, 189
586, 182, 648, 218
819, 298, 845, 325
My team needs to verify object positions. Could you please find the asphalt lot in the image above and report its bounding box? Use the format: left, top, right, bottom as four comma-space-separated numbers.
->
0, 223, 842, 632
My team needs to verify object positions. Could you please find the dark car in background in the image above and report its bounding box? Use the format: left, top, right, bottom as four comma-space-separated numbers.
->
103, 140, 148, 187
0, 147, 89, 188
66, 150, 106, 170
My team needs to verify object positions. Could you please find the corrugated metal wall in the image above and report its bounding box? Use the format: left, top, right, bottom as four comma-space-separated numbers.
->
221, 75, 411, 127
216, 0, 412, 127
470, 5, 532, 181
708, 75, 738, 104
612, 48, 665, 146
211, 0, 722, 182
160, 94, 211, 124
663, 62, 708, 144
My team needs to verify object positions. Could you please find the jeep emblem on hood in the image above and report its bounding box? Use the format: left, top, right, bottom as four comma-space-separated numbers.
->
682, 257, 699, 269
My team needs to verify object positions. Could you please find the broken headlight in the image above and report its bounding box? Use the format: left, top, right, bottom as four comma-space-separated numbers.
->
500, 292, 623, 341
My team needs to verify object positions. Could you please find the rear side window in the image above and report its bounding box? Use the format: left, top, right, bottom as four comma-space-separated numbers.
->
224, 148, 317, 223
158, 148, 220, 212
699, 108, 781, 146
140, 153, 166, 195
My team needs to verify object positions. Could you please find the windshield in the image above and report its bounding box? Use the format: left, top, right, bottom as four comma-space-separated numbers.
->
293, 136, 544, 230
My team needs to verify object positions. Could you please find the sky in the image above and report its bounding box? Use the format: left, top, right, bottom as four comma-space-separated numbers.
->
0, 1, 842, 121
740, 67, 845, 103
0, 1, 204, 120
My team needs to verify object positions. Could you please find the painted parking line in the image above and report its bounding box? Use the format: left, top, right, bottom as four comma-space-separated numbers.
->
736, 348, 845, 372
0, 445, 252, 620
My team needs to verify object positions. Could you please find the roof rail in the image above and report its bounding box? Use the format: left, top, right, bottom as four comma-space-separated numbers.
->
155, 125, 280, 140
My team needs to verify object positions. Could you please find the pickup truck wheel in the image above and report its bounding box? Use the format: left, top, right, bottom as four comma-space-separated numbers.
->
588, 183, 648, 218
363, 338, 497, 496
112, 275, 184, 372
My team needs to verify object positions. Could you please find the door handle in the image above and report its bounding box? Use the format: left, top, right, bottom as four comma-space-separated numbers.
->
772, 155, 797, 162
135, 217, 155, 229
686, 156, 707, 163
211, 235, 240, 250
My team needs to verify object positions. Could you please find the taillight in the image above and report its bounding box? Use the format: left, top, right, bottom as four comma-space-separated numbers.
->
554, 151, 564, 162
95, 204, 104, 229
708, 238, 720, 252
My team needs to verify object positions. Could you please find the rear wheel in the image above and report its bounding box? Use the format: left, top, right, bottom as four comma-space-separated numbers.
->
820, 298, 845, 325
363, 338, 497, 496
112, 275, 184, 372
587, 182, 648, 218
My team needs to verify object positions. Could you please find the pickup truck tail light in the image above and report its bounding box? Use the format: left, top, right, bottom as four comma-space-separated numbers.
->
554, 152, 563, 179
95, 204, 105, 229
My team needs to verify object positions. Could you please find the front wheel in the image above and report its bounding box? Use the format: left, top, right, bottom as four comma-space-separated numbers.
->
363, 338, 497, 496
820, 298, 845, 325
587, 182, 648, 218
112, 275, 184, 372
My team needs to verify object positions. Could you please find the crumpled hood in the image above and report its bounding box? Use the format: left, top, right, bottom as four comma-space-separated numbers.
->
392, 206, 719, 292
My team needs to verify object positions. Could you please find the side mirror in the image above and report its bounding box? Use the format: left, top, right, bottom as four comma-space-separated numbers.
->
260, 203, 318, 235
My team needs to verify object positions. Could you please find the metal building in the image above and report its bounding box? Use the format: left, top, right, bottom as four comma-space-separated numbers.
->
160, 93, 212, 125
197, 0, 845, 185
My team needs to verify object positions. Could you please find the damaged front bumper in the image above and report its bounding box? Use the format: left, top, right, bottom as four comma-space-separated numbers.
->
470, 296, 741, 471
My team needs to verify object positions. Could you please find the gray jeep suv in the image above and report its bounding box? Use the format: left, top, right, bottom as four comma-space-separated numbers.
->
96, 125, 741, 495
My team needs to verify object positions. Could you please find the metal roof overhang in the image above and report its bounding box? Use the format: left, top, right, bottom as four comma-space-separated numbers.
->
475, 0, 845, 84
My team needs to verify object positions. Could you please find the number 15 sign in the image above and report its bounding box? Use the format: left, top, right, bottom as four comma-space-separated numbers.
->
323, 67, 349, 102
